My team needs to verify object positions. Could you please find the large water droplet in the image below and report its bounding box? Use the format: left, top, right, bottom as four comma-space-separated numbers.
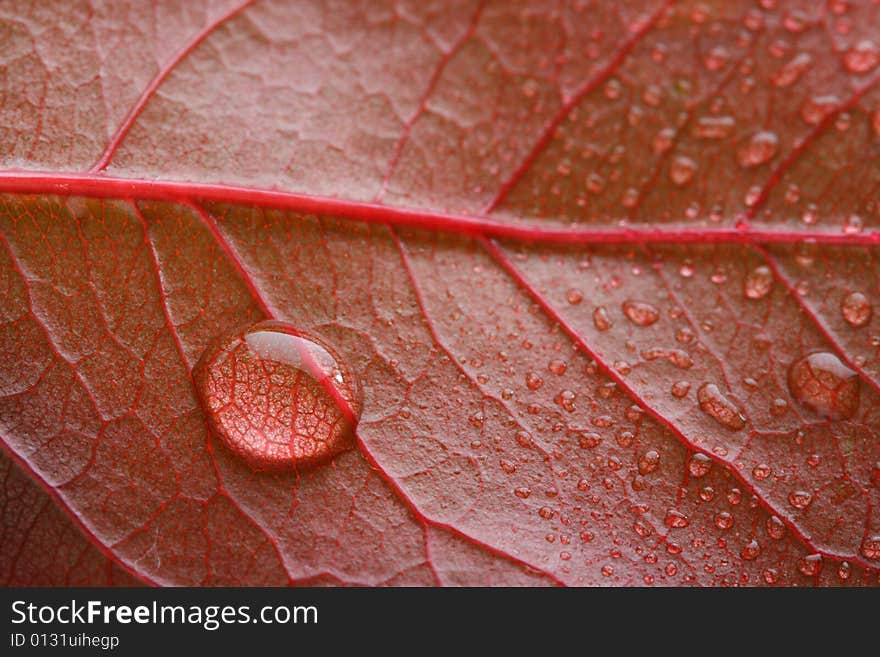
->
622, 300, 660, 327
840, 291, 872, 328
787, 352, 860, 420
737, 130, 779, 168
194, 321, 361, 471
697, 383, 747, 430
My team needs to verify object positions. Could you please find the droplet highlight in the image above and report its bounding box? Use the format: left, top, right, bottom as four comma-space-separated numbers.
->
194, 321, 361, 471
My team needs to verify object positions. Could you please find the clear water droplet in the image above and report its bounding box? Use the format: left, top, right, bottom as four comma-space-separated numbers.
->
840, 291, 872, 327
797, 554, 822, 576
788, 490, 813, 510
715, 511, 734, 530
638, 449, 661, 475
860, 536, 880, 560
800, 94, 839, 124
753, 463, 772, 480
737, 130, 779, 168
669, 155, 698, 185
741, 539, 761, 560
787, 352, 860, 420
566, 288, 584, 305
744, 265, 774, 299
688, 453, 713, 478
772, 52, 812, 87
593, 305, 613, 331
193, 321, 361, 471
525, 372, 544, 391
697, 383, 747, 430
665, 508, 690, 528
622, 300, 660, 327
843, 39, 880, 73
671, 380, 691, 398
692, 115, 735, 139
766, 515, 786, 540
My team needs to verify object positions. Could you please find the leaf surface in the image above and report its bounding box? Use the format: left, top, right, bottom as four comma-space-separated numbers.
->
1, 0, 879, 585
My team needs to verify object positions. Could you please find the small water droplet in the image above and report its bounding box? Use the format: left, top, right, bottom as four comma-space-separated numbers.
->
669, 155, 698, 186
737, 130, 779, 168
622, 300, 660, 327
744, 265, 774, 299
665, 508, 690, 528
697, 383, 747, 430
753, 463, 772, 480
787, 352, 860, 419
715, 511, 734, 530
548, 359, 567, 375
638, 449, 661, 475
797, 554, 822, 576
653, 127, 676, 153
556, 389, 576, 412
593, 305, 613, 331
741, 539, 761, 560
860, 536, 880, 560
671, 380, 691, 398
800, 94, 839, 124
193, 321, 361, 471
688, 453, 713, 478
767, 516, 786, 540
840, 291, 872, 327
693, 115, 735, 139
843, 39, 880, 73
525, 372, 544, 391
763, 568, 779, 584
788, 490, 813, 510
538, 506, 555, 519
837, 561, 851, 580
514, 486, 532, 499
566, 288, 584, 305
772, 52, 813, 87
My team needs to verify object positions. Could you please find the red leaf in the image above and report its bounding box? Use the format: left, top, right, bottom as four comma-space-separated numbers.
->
1, 0, 879, 586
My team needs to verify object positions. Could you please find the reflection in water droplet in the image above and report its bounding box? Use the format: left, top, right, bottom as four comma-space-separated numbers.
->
193, 321, 361, 471
744, 265, 774, 299
787, 352, 860, 420
622, 300, 660, 327
840, 291, 872, 328
697, 383, 747, 430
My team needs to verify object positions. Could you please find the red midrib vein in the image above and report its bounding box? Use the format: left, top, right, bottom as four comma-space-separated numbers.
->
1, 171, 878, 246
